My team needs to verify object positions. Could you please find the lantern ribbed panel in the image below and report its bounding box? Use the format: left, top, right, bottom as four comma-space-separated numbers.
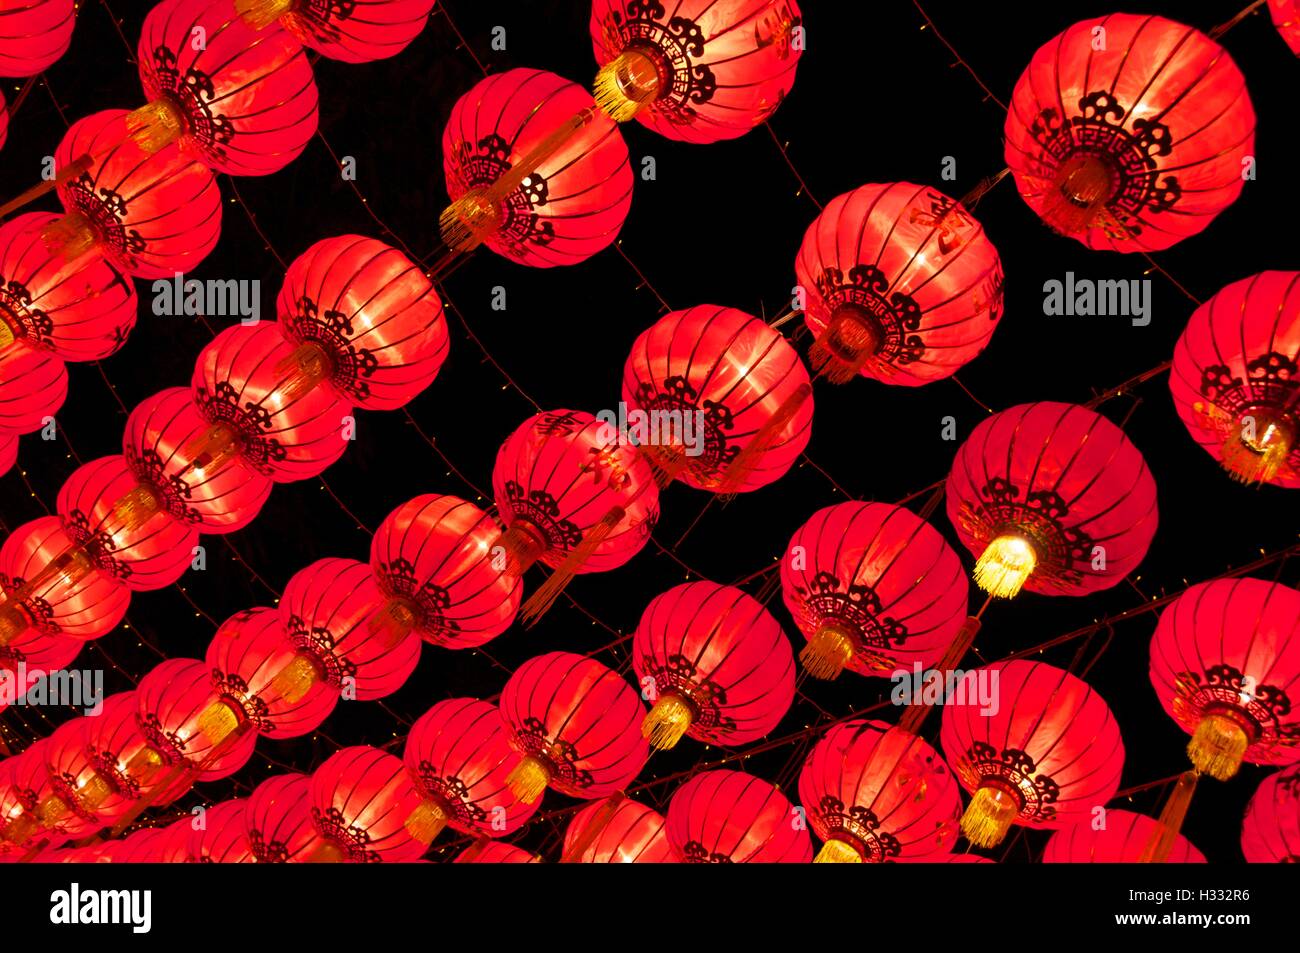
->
666, 769, 812, 862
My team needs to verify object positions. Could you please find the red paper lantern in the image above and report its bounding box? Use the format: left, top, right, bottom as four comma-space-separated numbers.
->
794, 182, 1005, 385
111, 827, 175, 863
633, 581, 794, 750
1270, 0, 1300, 54
590, 0, 803, 142
0, 212, 136, 362
51, 109, 222, 278
621, 304, 814, 492
123, 387, 273, 534
455, 840, 537, 863
1043, 809, 1206, 863
192, 323, 352, 482
799, 719, 961, 863
277, 235, 449, 411
666, 769, 812, 862
264, 0, 435, 63
138, 0, 319, 176
0, 344, 66, 435
1, 739, 88, 849
1169, 271, 1300, 488
1005, 13, 1254, 252
189, 798, 255, 862
206, 607, 339, 739
1241, 766, 1300, 862
0, 0, 75, 76
244, 773, 323, 862
308, 745, 431, 863
1149, 578, 1300, 781
279, 558, 421, 701
1, 754, 48, 859
946, 401, 1158, 599
941, 659, 1125, 848
499, 651, 649, 803
136, 658, 259, 781
370, 494, 520, 649
1, 626, 81, 713
781, 501, 969, 680
563, 795, 678, 863
153, 816, 199, 863
442, 68, 632, 267
404, 697, 539, 839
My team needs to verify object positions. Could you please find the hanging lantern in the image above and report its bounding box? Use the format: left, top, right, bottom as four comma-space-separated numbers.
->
279, 558, 422, 701
1042, 809, 1206, 863
633, 581, 794, 750
455, 840, 539, 863
781, 501, 969, 680
621, 304, 814, 492
370, 494, 520, 649
192, 322, 353, 483
0, 344, 66, 435
189, 798, 255, 862
562, 795, 678, 863
1, 626, 81, 713
308, 746, 433, 863
1170, 271, 1299, 487
48, 109, 222, 277
123, 387, 273, 534
794, 182, 1005, 385
1004, 13, 1254, 252
799, 719, 961, 863
666, 769, 812, 862
1, 739, 91, 851
590, 0, 803, 142
1270, 0, 1300, 54
56, 455, 197, 592
441, 68, 633, 265
206, 607, 339, 739
136, 658, 259, 780
941, 659, 1124, 848
946, 401, 1157, 599
1241, 766, 1300, 862
498, 651, 649, 803
494, 409, 659, 620
0, 211, 136, 362
135, 0, 319, 175
276, 235, 449, 411
403, 697, 540, 841
153, 816, 201, 863
244, 773, 324, 862
1149, 578, 1300, 781
0, 0, 75, 76
236, 0, 435, 63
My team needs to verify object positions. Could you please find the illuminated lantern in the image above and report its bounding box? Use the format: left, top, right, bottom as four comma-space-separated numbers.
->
1241, 766, 1300, 862
494, 409, 659, 618
621, 305, 813, 492
190, 798, 255, 862
1, 754, 49, 859
794, 182, 1005, 385
56, 455, 197, 592
206, 607, 339, 739
666, 769, 811, 862
192, 323, 352, 482
237, 0, 435, 63
136, 658, 259, 780
562, 795, 678, 863
1149, 578, 1300, 781
1, 739, 97, 849
49, 109, 222, 278
498, 651, 649, 803
455, 840, 538, 863
309, 746, 432, 862
0, 515, 130, 645
370, 494, 520, 648
1004, 14, 1254, 252
1, 627, 81, 712
136, 0, 319, 176
946, 401, 1157, 599
123, 387, 273, 533
590, 0, 802, 142
114, 827, 175, 863
404, 697, 539, 839
781, 501, 969, 680
1043, 810, 1206, 863
633, 581, 794, 750
276, 235, 449, 411
244, 773, 323, 862
0, 212, 136, 362
0, 344, 66, 434
799, 720, 961, 863
279, 558, 421, 701
441, 68, 632, 265
0, 0, 75, 76
1270, 0, 1300, 54
941, 659, 1124, 848
1169, 271, 1300, 487
154, 816, 199, 863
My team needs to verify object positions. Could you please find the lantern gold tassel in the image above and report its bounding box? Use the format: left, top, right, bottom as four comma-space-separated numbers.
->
235, 0, 296, 29
799, 622, 856, 680
0, 603, 31, 647
274, 341, 332, 403
506, 754, 552, 804
178, 422, 241, 479
1187, 711, 1250, 781
1041, 153, 1117, 237
268, 653, 321, 705
717, 383, 812, 499
497, 520, 550, 576
1221, 415, 1293, 485
520, 506, 625, 625
974, 534, 1037, 599
110, 484, 161, 533
197, 700, 241, 745
642, 693, 695, 750
306, 839, 346, 863
439, 189, 502, 254
808, 309, 879, 384
1137, 770, 1199, 863
404, 798, 449, 846
960, 782, 1020, 848
814, 838, 864, 863
40, 213, 98, 262
365, 597, 418, 646
125, 99, 186, 153
593, 48, 662, 122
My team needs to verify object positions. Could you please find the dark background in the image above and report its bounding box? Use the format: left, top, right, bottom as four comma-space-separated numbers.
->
1, 0, 1297, 863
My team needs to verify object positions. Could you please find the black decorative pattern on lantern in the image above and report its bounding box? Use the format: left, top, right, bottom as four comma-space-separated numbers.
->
815, 265, 924, 365
514, 716, 594, 792
796, 571, 908, 658
310, 806, 379, 863
1028, 90, 1182, 240
247, 828, 290, 863
815, 795, 901, 862
60, 173, 146, 267
47, 774, 105, 825
0, 575, 57, 635
136, 712, 187, 767
0, 279, 55, 347
960, 477, 1091, 590
210, 668, 275, 734
600, 1, 716, 128
907, 191, 976, 256
1200, 352, 1299, 417
961, 742, 1060, 823
61, 510, 131, 582
682, 841, 733, 863
502, 481, 583, 553
414, 767, 484, 826
640, 653, 735, 738
122, 446, 206, 527
448, 133, 554, 255
284, 614, 357, 688
375, 557, 459, 641
284, 295, 378, 403
192, 381, 289, 476
88, 749, 143, 802
1171, 664, 1299, 753
293, 0, 357, 42
633, 376, 737, 484
145, 46, 235, 162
